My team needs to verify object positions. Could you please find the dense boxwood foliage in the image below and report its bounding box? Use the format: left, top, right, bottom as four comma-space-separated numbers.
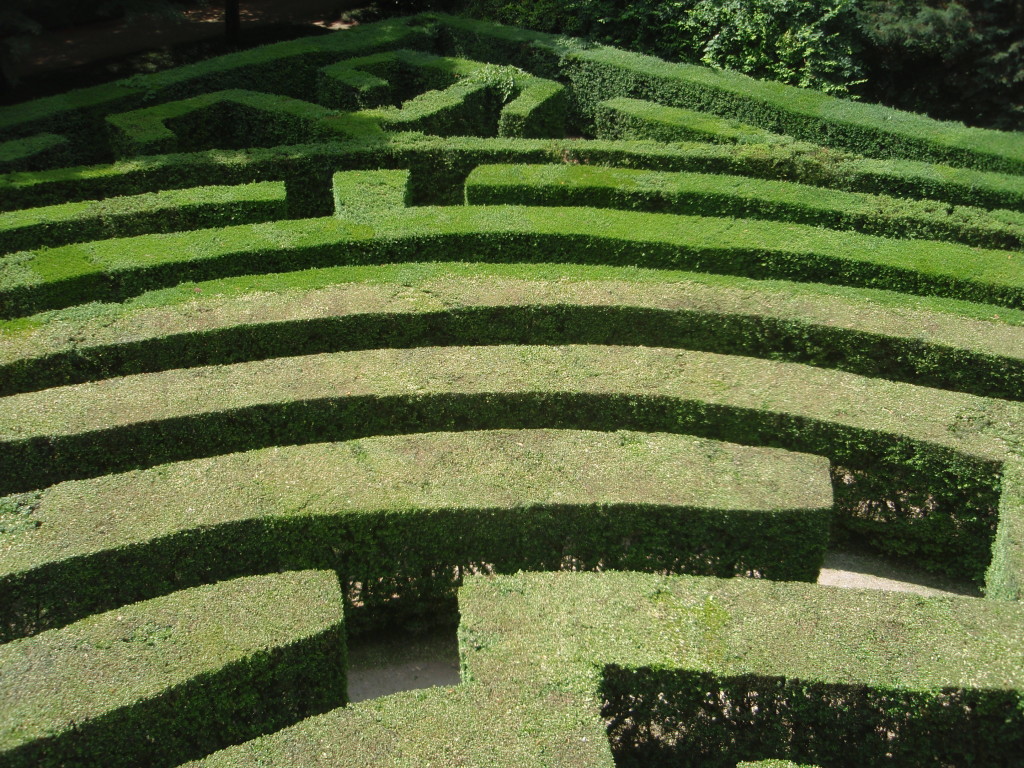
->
1, 12, 1023, 768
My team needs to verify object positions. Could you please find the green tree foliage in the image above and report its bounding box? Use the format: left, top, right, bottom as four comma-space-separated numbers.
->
858, 0, 1024, 129
460, 0, 1023, 129
678, 0, 866, 96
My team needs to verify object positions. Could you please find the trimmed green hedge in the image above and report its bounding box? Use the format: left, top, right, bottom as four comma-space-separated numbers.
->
5, 204, 1024, 319
594, 97, 792, 146
7, 135, 1024, 218
185, 571, 1024, 767
0, 570, 345, 768
4, 267, 1024, 401
0, 18, 431, 165
105, 90, 356, 158
317, 49, 483, 111
465, 163, 1024, 251
322, 51, 566, 140
0, 429, 832, 640
0, 344, 1012, 586
101, 55, 564, 161
1, 12, 1020, 175
333, 169, 411, 217
986, 458, 1024, 601
0, 182, 287, 254
0, 135, 70, 173
432, 14, 1024, 174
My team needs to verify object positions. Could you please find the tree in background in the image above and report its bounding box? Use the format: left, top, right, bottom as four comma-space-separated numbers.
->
460, 0, 1022, 130
858, 0, 1023, 129
679, 0, 865, 96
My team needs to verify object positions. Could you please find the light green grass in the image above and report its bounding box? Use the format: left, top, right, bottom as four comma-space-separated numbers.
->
0, 570, 345, 768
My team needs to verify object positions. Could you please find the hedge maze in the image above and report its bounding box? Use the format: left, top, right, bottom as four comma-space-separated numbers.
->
1, 12, 1023, 768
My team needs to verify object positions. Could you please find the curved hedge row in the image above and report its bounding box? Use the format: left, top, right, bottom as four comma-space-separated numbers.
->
0, 182, 287, 254
2, 11, 1024, 768
3, 269, 1024, 400
185, 571, 1024, 768
0, 429, 831, 640
5, 204, 1024, 319
2, 13, 1021, 173
0, 344, 1014, 587
7, 135, 1024, 216
465, 164, 1024, 251
433, 14, 1024, 174
0, 570, 345, 768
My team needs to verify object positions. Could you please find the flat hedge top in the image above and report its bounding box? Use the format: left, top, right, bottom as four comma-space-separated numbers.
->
4, 270, 1024, 393
0, 10, 1022, 767
464, 163, 1024, 249
0, 344, 1015, 462
462, 569, 1024, 693
6, 205, 1024, 319
0, 182, 284, 233
188, 570, 1024, 768
0, 429, 830, 581
0, 570, 342, 751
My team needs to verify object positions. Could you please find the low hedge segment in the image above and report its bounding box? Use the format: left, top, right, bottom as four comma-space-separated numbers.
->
986, 458, 1024, 602
7, 135, 1024, 220
0, 135, 70, 173
105, 90, 354, 158
333, 169, 411, 217
432, 14, 1024, 175
4, 269, 1024, 402
0, 344, 1013, 587
0, 18, 431, 165
316, 48, 480, 110
594, 97, 792, 146
186, 571, 1024, 767
465, 163, 1024, 251
5, 204, 1024, 319
0, 429, 832, 640
103, 55, 565, 161
0, 182, 287, 254
0, 570, 346, 768
337, 52, 565, 140
3, 14, 1022, 174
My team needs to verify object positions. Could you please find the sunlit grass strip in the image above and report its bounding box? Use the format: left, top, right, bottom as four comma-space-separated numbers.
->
4, 206, 1024, 318
0, 344, 1012, 584
3, 270, 1024, 399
